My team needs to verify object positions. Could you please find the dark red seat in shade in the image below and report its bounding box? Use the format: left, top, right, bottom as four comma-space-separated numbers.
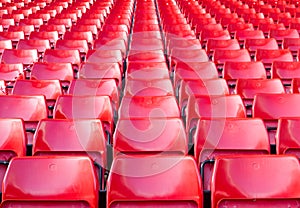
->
211, 155, 300, 207
1, 156, 99, 207
107, 155, 202, 208
292, 78, 300, 93
113, 118, 187, 156
194, 118, 269, 191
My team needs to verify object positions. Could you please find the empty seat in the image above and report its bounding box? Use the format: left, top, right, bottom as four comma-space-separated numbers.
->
43, 49, 81, 71
0, 95, 47, 145
113, 118, 187, 156
270, 29, 299, 45
0, 63, 24, 83
211, 155, 300, 207
235, 30, 265, 45
213, 49, 251, 69
195, 118, 269, 191
179, 79, 229, 110
253, 93, 300, 147
33, 119, 107, 188
86, 50, 123, 71
276, 118, 300, 157
29, 31, 59, 45
255, 49, 293, 72
107, 155, 202, 208
79, 62, 122, 88
245, 38, 279, 57
186, 95, 246, 140
30, 62, 73, 88
68, 79, 119, 109
272, 61, 300, 91
130, 38, 164, 51
206, 39, 240, 57
17, 39, 51, 54
53, 95, 114, 136
124, 78, 174, 97
1, 156, 99, 207
12, 79, 62, 110
292, 78, 300, 93
236, 78, 285, 115
223, 61, 266, 88
1, 49, 38, 66
119, 95, 180, 120
0, 40, 12, 55
127, 50, 165, 63
0, 118, 26, 194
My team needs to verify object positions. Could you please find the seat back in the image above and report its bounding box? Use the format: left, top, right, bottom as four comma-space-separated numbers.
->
1, 156, 99, 208
212, 155, 300, 207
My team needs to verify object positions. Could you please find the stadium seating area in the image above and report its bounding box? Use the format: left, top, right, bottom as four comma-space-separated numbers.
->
1, 0, 300, 207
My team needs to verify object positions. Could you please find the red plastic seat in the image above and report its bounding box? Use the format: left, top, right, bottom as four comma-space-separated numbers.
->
19, 18, 43, 29
130, 38, 164, 52
255, 49, 293, 72
29, 31, 59, 45
272, 61, 300, 86
124, 78, 174, 97
0, 40, 12, 55
39, 24, 66, 37
53, 95, 114, 135
113, 118, 187, 156
0, 63, 24, 84
47, 18, 72, 29
17, 39, 50, 54
200, 29, 231, 46
212, 155, 300, 207
12, 79, 62, 110
167, 38, 201, 56
270, 29, 299, 45
245, 38, 279, 56
1, 156, 99, 207
0, 95, 47, 144
206, 39, 240, 57
76, 19, 101, 31
276, 118, 300, 156
7, 25, 34, 37
1, 49, 38, 66
79, 62, 122, 88
170, 48, 209, 70
86, 50, 123, 71
235, 30, 265, 45
30, 62, 73, 83
55, 39, 88, 55
283, 38, 300, 57
227, 23, 254, 35
127, 50, 165, 63
0, 118, 26, 193
186, 95, 246, 139
68, 79, 119, 109
292, 78, 300, 93
179, 79, 229, 109
43, 49, 81, 71
195, 118, 270, 191
236, 78, 285, 115
107, 155, 202, 208
63, 31, 94, 45
223, 61, 266, 88
93, 39, 127, 56
119, 95, 180, 120
213, 49, 251, 71
0, 31, 24, 45
33, 119, 107, 188
253, 93, 300, 146
173, 62, 218, 95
